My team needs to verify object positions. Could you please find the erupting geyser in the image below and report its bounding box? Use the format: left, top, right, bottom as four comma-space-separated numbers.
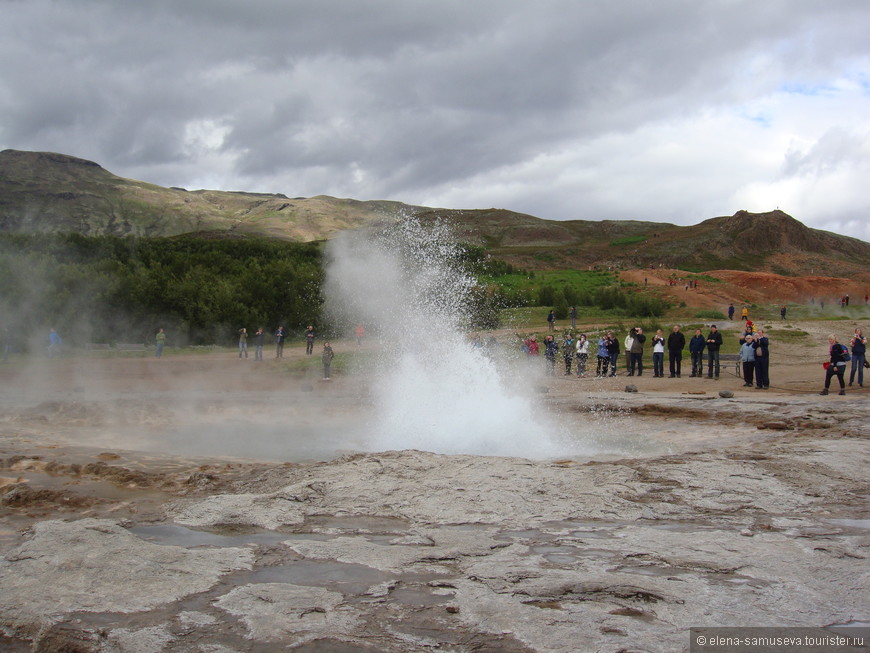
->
325, 216, 586, 458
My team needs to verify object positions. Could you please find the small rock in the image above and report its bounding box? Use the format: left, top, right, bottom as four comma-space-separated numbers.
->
758, 421, 790, 430
740, 529, 754, 537
719, 390, 735, 398
624, 384, 638, 393
446, 605, 460, 614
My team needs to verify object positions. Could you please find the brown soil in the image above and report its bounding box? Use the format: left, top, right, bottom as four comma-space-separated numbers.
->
620, 268, 870, 310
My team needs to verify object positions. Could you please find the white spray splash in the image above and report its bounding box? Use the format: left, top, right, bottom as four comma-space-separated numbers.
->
324, 216, 575, 459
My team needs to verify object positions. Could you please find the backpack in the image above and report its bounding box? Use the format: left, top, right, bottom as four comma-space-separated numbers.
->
838, 344, 851, 363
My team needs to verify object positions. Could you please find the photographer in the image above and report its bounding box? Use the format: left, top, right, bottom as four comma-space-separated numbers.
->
652, 329, 665, 377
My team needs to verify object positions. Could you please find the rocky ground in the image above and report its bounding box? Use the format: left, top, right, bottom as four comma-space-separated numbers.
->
0, 321, 868, 652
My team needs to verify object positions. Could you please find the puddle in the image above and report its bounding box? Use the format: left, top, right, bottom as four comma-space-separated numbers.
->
235, 560, 390, 595
1, 470, 163, 501
291, 641, 384, 653
610, 564, 687, 578
826, 519, 870, 530
531, 544, 586, 565
498, 529, 546, 540
390, 585, 454, 607
301, 514, 411, 534
130, 523, 289, 548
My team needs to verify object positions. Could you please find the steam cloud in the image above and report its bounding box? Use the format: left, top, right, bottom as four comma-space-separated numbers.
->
324, 217, 574, 458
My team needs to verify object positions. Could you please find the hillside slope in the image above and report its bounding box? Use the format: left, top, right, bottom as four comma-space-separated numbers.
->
1, 149, 868, 277
0, 150, 410, 241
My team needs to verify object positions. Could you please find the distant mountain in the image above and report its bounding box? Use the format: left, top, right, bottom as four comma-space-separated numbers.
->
416, 207, 870, 277
2, 149, 868, 277
0, 150, 412, 241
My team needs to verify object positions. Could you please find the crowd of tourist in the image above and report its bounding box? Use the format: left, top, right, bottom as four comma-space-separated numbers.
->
516, 307, 866, 395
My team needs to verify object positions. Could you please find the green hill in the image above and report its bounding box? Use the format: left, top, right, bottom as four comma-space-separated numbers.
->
2, 149, 869, 277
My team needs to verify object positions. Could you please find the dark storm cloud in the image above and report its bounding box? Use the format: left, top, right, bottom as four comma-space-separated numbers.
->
1, 0, 868, 238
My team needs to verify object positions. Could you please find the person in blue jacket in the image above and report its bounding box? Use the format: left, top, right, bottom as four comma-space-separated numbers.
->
596, 333, 612, 377
688, 328, 706, 377
544, 335, 559, 376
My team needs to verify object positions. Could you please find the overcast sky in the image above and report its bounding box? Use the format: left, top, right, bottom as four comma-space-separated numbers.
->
3, 1, 869, 241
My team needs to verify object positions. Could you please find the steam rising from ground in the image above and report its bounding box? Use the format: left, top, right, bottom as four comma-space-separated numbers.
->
325, 218, 584, 458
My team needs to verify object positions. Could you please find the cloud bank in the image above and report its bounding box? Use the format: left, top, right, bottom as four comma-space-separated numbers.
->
2, 0, 868, 240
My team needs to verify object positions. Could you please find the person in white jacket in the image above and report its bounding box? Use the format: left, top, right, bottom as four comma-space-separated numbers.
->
575, 334, 589, 377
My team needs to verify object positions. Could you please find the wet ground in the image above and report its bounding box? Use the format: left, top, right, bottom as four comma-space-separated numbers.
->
0, 336, 868, 652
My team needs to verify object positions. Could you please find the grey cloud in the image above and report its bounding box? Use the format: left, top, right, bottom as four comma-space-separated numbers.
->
1, 0, 868, 238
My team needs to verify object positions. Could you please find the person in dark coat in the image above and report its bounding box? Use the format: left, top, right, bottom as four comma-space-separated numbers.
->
753, 329, 770, 389
820, 335, 848, 395
688, 328, 706, 377
667, 325, 686, 378
544, 335, 558, 376
274, 326, 286, 358
705, 325, 723, 379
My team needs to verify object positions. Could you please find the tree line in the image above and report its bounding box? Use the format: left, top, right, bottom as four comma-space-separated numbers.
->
0, 234, 667, 351
0, 233, 323, 347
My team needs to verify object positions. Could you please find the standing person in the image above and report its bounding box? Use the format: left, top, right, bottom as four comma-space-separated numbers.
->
741, 306, 749, 321
1, 326, 9, 362
820, 335, 849, 395
688, 328, 706, 378
527, 336, 539, 357
562, 332, 575, 375
595, 333, 611, 377
575, 334, 589, 377
705, 325, 723, 379
628, 327, 646, 376
154, 328, 166, 358
728, 304, 735, 320
547, 310, 556, 332
606, 330, 620, 377
322, 342, 334, 380
667, 325, 686, 378
47, 328, 62, 357
570, 306, 577, 329
623, 330, 634, 373
274, 326, 286, 358
238, 328, 248, 359
355, 324, 364, 346
544, 335, 558, 376
652, 329, 665, 378
305, 326, 316, 355
254, 328, 265, 361
739, 334, 756, 387
753, 328, 770, 389
849, 328, 866, 387
521, 336, 531, 355
780, 305, 787, 321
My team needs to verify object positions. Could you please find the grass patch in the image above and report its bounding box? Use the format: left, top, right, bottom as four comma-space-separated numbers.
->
609, 235, 647, 247
480, 269, 614, 293
694, 310, 727, 320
